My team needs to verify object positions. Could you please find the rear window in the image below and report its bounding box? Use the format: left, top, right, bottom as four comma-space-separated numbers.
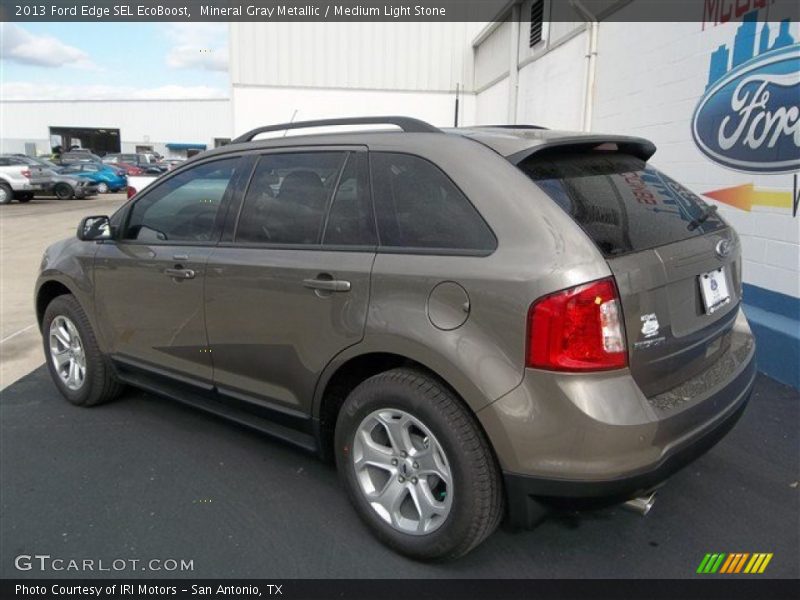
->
519, 151, 725, 257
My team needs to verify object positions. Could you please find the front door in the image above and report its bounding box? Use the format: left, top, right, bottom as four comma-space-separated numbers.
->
204, 149, 376, 413
93, 156, 242, 384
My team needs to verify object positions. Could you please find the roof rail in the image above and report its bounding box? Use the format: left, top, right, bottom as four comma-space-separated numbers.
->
473, 124, 548, 130
232, 116, 441, 143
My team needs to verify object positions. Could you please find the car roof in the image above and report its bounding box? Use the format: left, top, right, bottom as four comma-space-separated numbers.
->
193, 118, 656, 165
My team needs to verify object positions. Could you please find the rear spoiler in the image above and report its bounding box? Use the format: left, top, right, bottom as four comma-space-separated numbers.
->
505, 135, 657, 165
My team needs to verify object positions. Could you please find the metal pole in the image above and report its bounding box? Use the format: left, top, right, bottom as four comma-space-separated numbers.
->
454, 83, 460, 127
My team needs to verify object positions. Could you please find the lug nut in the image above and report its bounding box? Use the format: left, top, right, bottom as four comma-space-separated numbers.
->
412, 462, 419, 469
391, 458, 398, 466
401, 451, 407, 458
411, 477, 418, 484
398, 476, 405, 483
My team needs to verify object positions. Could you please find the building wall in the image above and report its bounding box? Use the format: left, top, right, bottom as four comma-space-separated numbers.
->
0, 99, 231, 157
474, 19, 511, 90
231, 22, 482, 92
474, 77, 509, 125
473, 7, 800, 387
231, 85, 475, 136
515, 29, 586, 129
229, 22, 485, 135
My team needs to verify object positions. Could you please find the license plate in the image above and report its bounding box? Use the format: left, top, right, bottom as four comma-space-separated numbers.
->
699, 267, 731, 314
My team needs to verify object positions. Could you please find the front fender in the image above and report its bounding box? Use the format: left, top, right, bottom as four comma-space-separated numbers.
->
35, 238, 104, 349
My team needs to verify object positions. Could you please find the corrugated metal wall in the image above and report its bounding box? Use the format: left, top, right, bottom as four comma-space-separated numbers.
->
231, 22, 483, 92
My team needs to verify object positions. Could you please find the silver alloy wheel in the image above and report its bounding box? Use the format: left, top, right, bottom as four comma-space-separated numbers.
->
0, 187, 9, 203
96, 182, 109, 193
353, 408, 453, 535
49, 315, 87, 391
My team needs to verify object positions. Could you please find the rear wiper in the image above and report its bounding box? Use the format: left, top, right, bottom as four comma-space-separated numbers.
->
687, 204, 718, 231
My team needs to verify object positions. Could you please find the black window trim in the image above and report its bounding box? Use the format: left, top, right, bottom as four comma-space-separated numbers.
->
368, 150, 498, 257
116, 154, 244, 248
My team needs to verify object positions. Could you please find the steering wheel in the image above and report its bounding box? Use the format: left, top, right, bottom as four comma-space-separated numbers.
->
172, 205, 216, 241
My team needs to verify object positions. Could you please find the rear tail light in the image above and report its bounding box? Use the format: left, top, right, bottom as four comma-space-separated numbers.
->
126, 186, 137, 199
527, 277, 627, 371
21, 169, 31, 178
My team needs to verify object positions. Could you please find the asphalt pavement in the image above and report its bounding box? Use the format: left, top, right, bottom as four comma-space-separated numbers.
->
1, 367, 797, 578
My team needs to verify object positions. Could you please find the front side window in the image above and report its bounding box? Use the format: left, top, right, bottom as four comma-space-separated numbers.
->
235, 152, 347, 246
370, 153, 496, 252
124, 157, 238, 243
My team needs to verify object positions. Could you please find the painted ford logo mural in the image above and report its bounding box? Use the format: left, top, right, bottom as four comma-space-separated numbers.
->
692, 44, 800, 174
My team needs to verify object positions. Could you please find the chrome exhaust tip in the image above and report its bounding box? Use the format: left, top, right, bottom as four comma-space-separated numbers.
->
622, 491, 657, 516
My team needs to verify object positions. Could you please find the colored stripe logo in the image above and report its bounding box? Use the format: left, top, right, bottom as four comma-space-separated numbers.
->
697, 553, 773, 574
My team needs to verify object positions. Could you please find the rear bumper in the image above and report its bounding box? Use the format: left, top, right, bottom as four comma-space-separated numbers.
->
478, 308, 756, 527
504, 360, 753, 525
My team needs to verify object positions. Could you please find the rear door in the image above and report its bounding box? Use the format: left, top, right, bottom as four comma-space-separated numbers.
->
519, 150, 739, 396
205, 148, 376, 414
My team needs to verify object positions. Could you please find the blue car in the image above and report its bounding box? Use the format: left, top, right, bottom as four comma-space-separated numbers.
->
58, 163, 127, 193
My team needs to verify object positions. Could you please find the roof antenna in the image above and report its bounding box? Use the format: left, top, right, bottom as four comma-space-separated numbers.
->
283, 110, 298, 137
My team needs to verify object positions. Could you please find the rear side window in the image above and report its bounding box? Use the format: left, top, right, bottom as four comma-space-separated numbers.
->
371, 153, 496, 253
519, 151, 725, 257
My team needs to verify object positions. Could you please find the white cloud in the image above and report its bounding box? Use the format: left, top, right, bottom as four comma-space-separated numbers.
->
163, 23, 229, 72
1, 82, 228, 101
0, 24, 98, 69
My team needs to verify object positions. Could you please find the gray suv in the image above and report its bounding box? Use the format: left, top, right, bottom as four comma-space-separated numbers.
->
35, 117, 756, 560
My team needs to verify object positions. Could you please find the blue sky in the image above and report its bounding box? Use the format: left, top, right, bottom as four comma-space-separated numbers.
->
1, 22, 229, 99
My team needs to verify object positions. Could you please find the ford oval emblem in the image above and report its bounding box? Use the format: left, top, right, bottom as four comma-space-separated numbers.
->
691, 44, 800, 174
716, 239, 733, 258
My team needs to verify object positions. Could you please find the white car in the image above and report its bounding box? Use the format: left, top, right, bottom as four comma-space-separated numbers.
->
0, 155, 52, 204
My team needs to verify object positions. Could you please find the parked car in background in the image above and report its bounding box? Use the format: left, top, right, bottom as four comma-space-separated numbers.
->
163, 158, 186, 171
59, 163, 127, 193
57, 151, 105, 166
8, 154, 96, 199
0, 154, 52, 203
109, 162, 145, 176
104, 153, 167, 173
35, 117, 756, 560
49, 172, 99, 200
125, 172, 161, 199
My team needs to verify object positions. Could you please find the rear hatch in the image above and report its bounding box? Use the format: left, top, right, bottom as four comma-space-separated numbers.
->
518, 147, 740, 397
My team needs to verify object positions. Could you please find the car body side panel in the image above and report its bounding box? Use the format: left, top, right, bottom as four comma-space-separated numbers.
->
353, 137, 614, 412
35, 238, 100, 337
92, 242, 214, 382
204, 247, 375, 413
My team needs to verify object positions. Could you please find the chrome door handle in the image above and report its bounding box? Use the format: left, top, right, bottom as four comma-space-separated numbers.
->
164, 267, 196, 280
303, 278, 351, 292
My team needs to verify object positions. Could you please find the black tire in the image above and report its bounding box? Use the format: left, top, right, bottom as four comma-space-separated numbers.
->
42, 294, 124, 407
54, 183, 74, 200
0, 182, 12, 205
335, 368, 504, 560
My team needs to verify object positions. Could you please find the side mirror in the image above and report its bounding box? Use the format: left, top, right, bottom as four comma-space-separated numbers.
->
77, 215, 113, 241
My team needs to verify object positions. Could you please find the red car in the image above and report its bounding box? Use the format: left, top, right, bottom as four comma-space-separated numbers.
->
111, 162, 144, 176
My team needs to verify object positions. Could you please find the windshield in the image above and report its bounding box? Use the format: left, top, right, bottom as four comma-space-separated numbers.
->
519, 151, 725, 257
